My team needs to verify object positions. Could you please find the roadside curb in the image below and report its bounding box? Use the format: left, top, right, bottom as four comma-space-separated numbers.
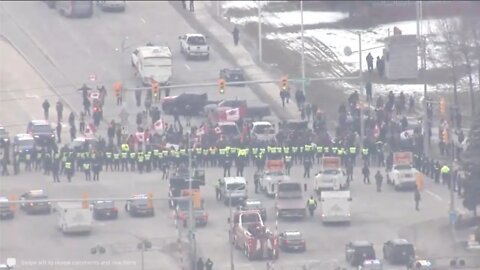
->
169, 1, 294, 122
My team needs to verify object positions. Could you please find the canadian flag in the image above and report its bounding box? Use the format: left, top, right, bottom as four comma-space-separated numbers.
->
196, 126, 206, 136
135, 132, 145, 142
214, 126, 222, 134
225, 108, 240, 121
154, 119, 165, 131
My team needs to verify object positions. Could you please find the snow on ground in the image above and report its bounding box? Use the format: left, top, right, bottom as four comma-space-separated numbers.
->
228, 11, 349, 27
221, 1, 271, 10
267, 18, 447, 77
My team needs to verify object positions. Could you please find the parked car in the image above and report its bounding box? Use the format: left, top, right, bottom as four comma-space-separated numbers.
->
91, 200, 118, 220
382, 239, 415, 265
161, 92, 208, 115
219, 68, 245, 86
345, 241, 376, 267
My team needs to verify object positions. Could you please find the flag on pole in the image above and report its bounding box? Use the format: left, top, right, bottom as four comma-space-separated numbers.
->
154, 119, 165, 131
225, 108, 240, 121
135, 132, 145, 142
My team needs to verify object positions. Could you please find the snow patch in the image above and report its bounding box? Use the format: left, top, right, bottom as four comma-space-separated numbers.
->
228, 11, 349, 27
221, 1, 271, 10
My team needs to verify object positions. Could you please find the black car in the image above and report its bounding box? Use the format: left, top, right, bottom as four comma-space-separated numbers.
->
27, 120, 55, 146
279, 231, 306, 252
0, 197, 14, 220
91, 200, 118, 220
219, 68, 245, 86
345, 241, 376, 267
125, 194, 155, 217
19, 190, 51, 214
0, 126, 9, 147
161, 92, 208, 115
240, 199, 267, 221
383, 239, 415, 265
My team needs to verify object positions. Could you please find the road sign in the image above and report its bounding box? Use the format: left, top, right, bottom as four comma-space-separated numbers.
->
89, 74, 97, 81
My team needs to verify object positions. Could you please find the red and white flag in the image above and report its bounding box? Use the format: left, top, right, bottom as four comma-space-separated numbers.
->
214, 126, 222, 134
225, 108, 240, 121
373, 124, 380, 138
135, 132, 145, 142
154, 119, 165, 131
196, 126, 206, 136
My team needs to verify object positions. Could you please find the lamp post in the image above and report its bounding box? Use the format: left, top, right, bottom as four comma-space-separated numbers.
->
300, 0, 306, 94
257, 1, 263, 62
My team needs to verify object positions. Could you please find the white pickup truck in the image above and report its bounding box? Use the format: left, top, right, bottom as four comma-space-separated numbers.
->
314, 157, 347, 193
386, 152, 417, 191
131, 44, 172, 86
179, 34, 210, 60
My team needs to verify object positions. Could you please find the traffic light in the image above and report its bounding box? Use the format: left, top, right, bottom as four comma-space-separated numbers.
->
192, 190, 201, 209
281, 76, 288, 90
439, 97, 446, 114
147, 192, 154, 208
151, 82, 160, 100
82, 192, 89, 209
113, 81, 122, 98
219, 79, 226, 94
442, 128, 449, 144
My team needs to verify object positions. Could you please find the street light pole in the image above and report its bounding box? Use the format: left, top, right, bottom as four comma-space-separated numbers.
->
187, 132, 196, 270
258, 1, 262, 62
358, 32, 365, 151
300, 0, 306, 94
229, 190, 234, 270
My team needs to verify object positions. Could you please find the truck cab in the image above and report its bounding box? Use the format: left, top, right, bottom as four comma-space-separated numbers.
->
275, 181, 306, 219
259, 170, 289, 197
179, 34, 210, 60
314, 157, 347, 193
221, 177, 247, 206
131, 45, 172, 86
174, 197, 208, 228
230, 211, 279, 261
251, 121, 276, 142
55, 202, 93, 234
386, 152, 417, 190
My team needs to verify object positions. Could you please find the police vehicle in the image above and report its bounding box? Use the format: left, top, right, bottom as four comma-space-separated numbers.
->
0, 126, 9, 147
125, 194, 155, 217
19, 190, 52, 214
345, 241, 376, 267
0, 197, 14, 220
278, 230, 306, 252
219, 68, 245, 86
13, 134, 35, 160
91, 200, 118, 220
27, 120, 55, 146
382, 239, 415, 265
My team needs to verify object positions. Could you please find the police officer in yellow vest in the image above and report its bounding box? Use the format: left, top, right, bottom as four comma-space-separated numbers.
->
306, 196, 317, 217
440, 165, 451, 186
113, 151, 120, 171
121, 150, 129, 172
64, 159, 73, 182
83, 161, 91, 181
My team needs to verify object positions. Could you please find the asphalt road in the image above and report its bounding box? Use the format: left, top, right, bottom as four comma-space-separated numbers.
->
0, 1, 458, 270
0, 1, 270, 137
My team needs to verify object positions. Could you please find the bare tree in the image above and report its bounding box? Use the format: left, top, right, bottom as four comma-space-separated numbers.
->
457, 17, 477, 118
436, 19, 461, 107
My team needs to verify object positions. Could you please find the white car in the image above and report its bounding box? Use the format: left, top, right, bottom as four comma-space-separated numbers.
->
179, 34, 209, 60
97, 0, 126, 11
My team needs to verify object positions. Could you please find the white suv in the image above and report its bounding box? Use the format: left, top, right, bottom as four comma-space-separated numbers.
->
179, 34, 209, 60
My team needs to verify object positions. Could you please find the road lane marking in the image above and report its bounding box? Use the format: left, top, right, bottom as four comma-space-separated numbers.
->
185, 64, 191, 71
425, 189, 443, 201
140, 18, 146, 24
25, 93, 39, 99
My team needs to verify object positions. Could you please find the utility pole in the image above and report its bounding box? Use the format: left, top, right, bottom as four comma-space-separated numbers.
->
187, 132, 196, 270
257, 1, 262, 63
229, 190, 234, 270
300, 0, 306, 94
358, 32, 365, 151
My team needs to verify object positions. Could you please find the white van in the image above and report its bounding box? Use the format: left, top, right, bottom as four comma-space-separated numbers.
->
56, 1, 94, 17
320, 191, 351, 223
56, 202, 93, 234
131, 45, 173, 86
221, 177, 247, 205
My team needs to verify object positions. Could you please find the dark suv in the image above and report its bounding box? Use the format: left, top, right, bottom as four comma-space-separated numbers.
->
27, 120, 55, 146
345, 241, 376, 267
383, 239, 415, 265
